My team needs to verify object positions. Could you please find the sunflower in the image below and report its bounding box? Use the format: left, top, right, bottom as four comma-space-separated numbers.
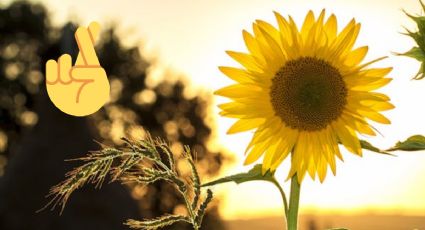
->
215, 10, 393, 182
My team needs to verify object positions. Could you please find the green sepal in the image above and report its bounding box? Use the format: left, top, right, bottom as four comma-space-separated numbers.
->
403, 10, 425, 38
400, 47, 425, 61
413, 62, 425, 80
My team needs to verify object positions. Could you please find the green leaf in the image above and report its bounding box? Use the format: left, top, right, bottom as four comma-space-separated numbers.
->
202, 164, 274, 187
359, 140, 394, 156
387, 135, 425, 151
339, 140, 394, 156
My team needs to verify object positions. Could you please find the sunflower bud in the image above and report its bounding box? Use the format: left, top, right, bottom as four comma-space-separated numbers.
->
402, 0, 425, 80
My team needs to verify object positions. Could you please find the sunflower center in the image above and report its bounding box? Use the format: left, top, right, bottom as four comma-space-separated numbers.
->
270, 57, 347, 131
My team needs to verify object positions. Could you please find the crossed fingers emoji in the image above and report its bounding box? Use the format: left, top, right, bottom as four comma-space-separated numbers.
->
46, 22, 110, 116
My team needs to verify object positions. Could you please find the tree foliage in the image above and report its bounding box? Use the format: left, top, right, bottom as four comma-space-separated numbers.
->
0, 1, 225, 229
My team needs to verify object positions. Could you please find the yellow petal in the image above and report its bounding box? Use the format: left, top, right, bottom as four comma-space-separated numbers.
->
273, 11, 299, 57
333, 120, 362, 155
301, 10, 316, 40
287, 132, 308, 180
307, 156, 317, 180
329, 22, 360, 59
257, 25, 286, 67
344, 46, 368, 67
285, 15, 302, 55
348, 91, 390, 102
322, 130, 338, 175
270, 128, 298, 170
359, 67, 393, 78
245, 119, 282, 151
242, 30, 265, 63
226, 51, 263, 72
218, 102, 272, 118
251, 23, 283, 71
218, 66, 256, 84
357, 108, 391, 124
214, 84, 262, 98
262, 138, 281, 174
331, 129, 344, 161
317, 156, 328, 183
346, 56, 388, 74
346, 75, 392, 90
244, 140, 269, 165
352, 78, 392, 91
361, 101, 395, 111
324, 14, 338, 43
341, 112, 375, 136
334, 19, 357, 46
255, 19, 281, 43
227, 118, 265, 134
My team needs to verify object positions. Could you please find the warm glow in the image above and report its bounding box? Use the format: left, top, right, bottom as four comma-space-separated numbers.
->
39, 0, 425, 220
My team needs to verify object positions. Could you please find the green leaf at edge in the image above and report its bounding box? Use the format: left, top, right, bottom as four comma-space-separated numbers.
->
359, 140, 395, 156
387, 135, 425, 151
202, 164, 274, 187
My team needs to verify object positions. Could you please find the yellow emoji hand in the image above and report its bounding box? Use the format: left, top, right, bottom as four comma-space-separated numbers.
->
45, 22, 110, 116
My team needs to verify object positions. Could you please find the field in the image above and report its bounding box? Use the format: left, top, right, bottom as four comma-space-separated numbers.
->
226, 214, 425, 230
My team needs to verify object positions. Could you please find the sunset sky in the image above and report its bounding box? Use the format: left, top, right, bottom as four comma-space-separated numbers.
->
18, 0, 425, 219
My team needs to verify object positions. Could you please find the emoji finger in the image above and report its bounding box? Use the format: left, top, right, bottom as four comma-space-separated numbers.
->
58, 54, 72, 83
46, 59, 58, 84
76, 22, 100, 66
71, 66, 106, 81
75, 26, 100, 66
88, 21, 101, 40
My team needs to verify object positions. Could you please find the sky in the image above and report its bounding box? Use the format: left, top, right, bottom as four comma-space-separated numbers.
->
18, 0, 425, 220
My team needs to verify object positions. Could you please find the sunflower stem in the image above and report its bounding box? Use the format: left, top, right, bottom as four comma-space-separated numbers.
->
287, 174, 301, 230
270, 177, 288, 219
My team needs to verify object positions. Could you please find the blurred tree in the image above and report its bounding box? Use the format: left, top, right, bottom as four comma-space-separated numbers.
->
0, 1, 225, 229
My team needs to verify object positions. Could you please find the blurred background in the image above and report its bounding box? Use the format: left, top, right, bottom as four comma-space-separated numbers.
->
0, 0, 424, 229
